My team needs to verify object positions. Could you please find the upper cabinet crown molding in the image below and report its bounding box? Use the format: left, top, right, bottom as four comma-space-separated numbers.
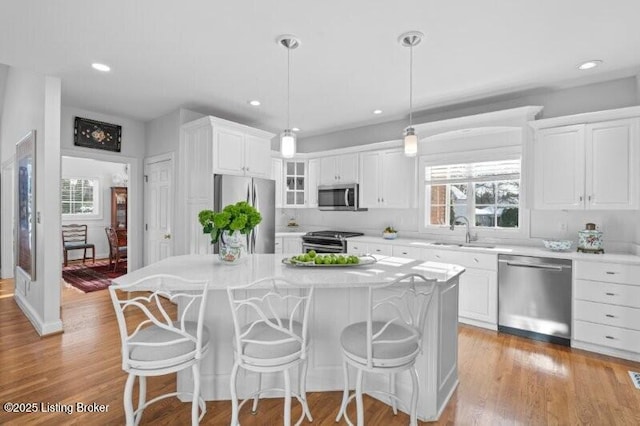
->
182, 115, 275, 140
529, 106, 640, 129
413, 106, 543, 136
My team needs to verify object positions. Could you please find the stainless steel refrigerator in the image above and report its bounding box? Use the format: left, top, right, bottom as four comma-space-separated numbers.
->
213, 174, 275, 254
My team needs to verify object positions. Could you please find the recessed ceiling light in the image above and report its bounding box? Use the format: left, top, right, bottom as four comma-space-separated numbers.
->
373, 109, 383, 115
292, 127, 300, 132
91, 63, 111, 72
578, 60, 603, 70
248, 100, 261, 106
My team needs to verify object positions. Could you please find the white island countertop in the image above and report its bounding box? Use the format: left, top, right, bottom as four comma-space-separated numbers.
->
113, 253, 465, 290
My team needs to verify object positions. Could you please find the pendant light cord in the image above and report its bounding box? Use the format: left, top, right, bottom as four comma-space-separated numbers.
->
409, 43, 413, 128
287, 46, 291, 130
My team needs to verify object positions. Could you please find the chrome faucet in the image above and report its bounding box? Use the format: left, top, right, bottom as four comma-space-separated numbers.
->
450, 216, 472, 244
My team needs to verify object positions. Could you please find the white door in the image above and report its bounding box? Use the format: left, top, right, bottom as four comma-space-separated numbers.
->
586, 118, 638, 209
145, 159, 173, 265
533, 125, 585, 209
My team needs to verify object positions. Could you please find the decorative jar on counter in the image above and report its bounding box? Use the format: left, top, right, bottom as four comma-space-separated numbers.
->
577, 223, 604, 254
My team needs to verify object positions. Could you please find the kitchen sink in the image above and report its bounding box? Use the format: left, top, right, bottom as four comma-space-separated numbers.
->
430, 241, 496, 249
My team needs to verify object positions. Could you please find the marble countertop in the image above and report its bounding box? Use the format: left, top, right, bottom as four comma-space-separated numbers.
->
112, 253, 465, 290
350, 235, 640, 265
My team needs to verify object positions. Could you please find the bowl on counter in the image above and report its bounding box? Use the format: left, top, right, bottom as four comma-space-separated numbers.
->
382, 232, 398, 240
543, 240, 573, 252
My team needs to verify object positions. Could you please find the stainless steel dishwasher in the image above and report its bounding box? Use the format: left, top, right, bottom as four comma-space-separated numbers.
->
498, 254, 572, 345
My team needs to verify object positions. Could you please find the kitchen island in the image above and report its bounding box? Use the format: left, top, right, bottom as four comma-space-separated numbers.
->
112, 254, 464, 421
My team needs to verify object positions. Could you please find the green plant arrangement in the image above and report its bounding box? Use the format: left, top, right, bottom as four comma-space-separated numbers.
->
198, 201, 262, 244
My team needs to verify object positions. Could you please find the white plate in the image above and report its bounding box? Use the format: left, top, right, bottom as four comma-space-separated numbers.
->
282, 255, 377, 267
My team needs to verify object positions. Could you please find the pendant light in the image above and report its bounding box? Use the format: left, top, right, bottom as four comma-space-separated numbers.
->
277, 35, 300, 159
399, 31, 424, 157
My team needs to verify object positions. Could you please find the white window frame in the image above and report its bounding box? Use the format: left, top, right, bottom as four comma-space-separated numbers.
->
61, 177, 102, 220
419, 146, 529, 239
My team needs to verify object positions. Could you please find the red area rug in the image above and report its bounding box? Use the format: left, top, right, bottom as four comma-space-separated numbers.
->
62, 260, 127, 293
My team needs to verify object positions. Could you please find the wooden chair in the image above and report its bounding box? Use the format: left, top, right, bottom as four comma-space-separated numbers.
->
109, 274, 210, 425
335, 274, 437, 426
106, 227, 127, 272
62, 224, 95, 267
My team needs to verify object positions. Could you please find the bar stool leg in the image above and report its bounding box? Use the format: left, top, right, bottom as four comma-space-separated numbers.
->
191, 363, 202, 426
283, 368, 292, 426
229, 363, 240, 426
335, 359, 349, 422
389, 373, 398, 415
300, 359, 313, 421
135, 376, 146, 425
355, 369, 364, 426
251, 373, 261, 414
409, 366, 419, 426
123, 373, 136, 426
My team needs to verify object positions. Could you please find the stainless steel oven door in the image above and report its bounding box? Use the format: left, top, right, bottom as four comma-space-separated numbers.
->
301, 242, 346, 254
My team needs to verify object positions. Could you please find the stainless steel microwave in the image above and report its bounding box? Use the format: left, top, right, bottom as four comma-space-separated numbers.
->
317, 183, 367, 211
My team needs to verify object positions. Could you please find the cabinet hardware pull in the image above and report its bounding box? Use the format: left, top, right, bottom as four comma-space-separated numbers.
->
588, 195, 591, 201
579, 195, 583, 201
605, 314, 615, 318
474, 258, 479, 263
402, 252, 408, 255
605, 271, 618, 275
605, 336, 615, 340
605, 292, 615, 296
381, 197, 384, 202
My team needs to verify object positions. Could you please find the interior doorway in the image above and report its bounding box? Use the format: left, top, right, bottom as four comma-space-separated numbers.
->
144, 153, 174, 265
60, 156, 130, 294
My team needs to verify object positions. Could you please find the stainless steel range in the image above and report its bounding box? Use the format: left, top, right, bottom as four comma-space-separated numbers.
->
301, 230, 364, 253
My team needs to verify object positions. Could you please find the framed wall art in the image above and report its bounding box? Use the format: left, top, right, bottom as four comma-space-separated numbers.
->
74, 116, 122, 152
16, 130, 36, 280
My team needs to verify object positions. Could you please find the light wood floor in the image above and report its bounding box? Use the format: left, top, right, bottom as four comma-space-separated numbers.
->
1, 278, 639, 425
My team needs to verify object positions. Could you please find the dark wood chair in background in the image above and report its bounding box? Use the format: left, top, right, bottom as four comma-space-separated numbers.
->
62, 224, 95, 267
106, 227, 128, 272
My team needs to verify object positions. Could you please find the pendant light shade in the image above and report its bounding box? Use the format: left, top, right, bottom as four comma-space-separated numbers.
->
280, 129, 296, 158
399, 31, 424, 157
278, 35, 300, 158
404, 127, 418, 157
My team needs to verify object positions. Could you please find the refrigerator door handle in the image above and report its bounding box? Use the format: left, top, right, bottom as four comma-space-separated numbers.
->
251, 182, 259, 253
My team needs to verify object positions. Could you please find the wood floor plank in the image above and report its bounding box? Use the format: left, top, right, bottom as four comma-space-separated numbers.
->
1, 277, 640, 425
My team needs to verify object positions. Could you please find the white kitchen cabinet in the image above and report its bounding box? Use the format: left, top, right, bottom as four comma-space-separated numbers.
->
272, 158, 283, 208
319, 154, 358, 185
424, 248, 498, 330
211, 120, 273, 179
180, 116, 274, 254
307, 159, 319, 207
275, 237, 283, 254
573, 260, 640, 362
391, 244, 422, 259
359, 149, 414, 208
284, 161, 307, 208
347, 241, 368, 255
532, 117, 639, 210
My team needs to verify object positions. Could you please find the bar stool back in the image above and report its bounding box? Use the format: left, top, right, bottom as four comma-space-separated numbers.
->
335, 273, 437, 426
227, 277, 314, 426
109, 274, 210, 425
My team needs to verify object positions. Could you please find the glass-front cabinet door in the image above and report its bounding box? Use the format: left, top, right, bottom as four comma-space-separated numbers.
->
284, 161, 306, 207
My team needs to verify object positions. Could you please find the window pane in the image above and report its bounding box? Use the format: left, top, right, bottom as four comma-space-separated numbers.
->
296, 192, 304, 205
475, 206, 496, 227
296, 162, 305, 175
286, 192, 294, 204
497, 181, 519, 205
475, 183, 495, 204
296, 177, 304, 190
286, 162, 295, 175
286, 177, 294, 190
430, 206, 446, 225
497, 207, 519, 228
430, 185, 447, 204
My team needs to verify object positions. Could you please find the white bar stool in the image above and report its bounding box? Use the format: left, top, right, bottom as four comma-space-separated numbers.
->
109, 274, 210, 425
227, 277, 314, 426
335, 273, 437, 426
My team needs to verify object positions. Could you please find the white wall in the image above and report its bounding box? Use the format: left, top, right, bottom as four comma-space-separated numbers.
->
61, 157, 127, 260
0, 66, 62, 335
60, 106, 145, 272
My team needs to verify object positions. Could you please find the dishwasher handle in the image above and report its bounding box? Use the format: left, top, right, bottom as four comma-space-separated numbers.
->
500, 260, 568, 271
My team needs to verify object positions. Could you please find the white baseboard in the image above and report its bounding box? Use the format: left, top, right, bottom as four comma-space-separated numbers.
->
13, 292, 63, 336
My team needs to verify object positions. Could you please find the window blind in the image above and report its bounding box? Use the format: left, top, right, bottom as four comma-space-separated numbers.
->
425, 159, 520, 185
